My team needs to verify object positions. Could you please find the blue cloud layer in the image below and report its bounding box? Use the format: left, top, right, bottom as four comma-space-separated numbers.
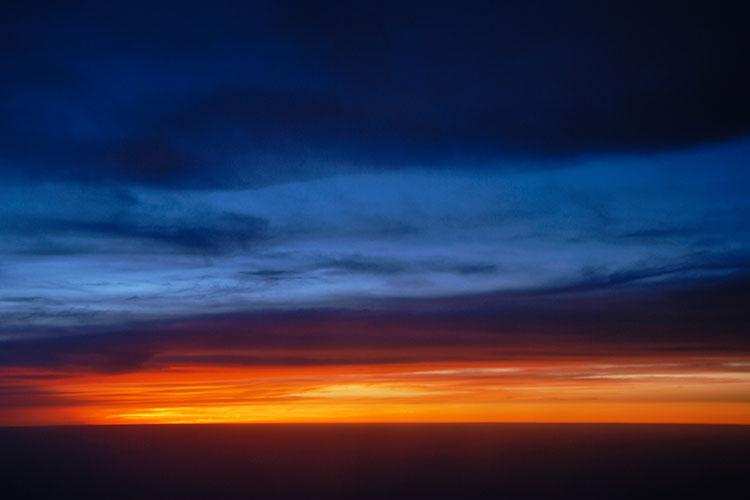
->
1, 139, 748, 334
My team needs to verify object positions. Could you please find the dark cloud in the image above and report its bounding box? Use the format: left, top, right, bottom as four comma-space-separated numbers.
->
533, 256, 750, 295
1, 212, 270, 254
1, 1, 748, 187
619, 228, 696, 240
321, 258, 408, 276
240, 257, 500, 281
0, 297, 47, 304
0, 333, 158, 374
239, 269, 300, 283
2, 272, 747, 373
0, 383, 75, 409
452, 264, 500, 276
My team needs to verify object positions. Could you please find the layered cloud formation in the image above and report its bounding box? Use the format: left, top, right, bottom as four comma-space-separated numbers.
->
1, 0, 749, 424
2, 141, 749, 333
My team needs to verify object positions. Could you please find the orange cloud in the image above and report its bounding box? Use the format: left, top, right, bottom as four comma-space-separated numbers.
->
3, 354, 749, 426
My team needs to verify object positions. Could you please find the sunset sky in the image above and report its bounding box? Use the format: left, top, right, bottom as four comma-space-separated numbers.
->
1, 0, 749, 426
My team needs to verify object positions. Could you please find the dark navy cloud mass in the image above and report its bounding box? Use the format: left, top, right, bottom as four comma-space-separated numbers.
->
2, 0, 749, 187
1, 1, 749, 367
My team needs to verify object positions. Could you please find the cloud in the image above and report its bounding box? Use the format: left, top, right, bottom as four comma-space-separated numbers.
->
1, 208, 270, 255
0, 383, 75, 409
0, 332, 158, 374
1, 153, 749, 331
1, 272, 748, 373
258, 257, 501, 278
34, 213, 269, 253
532, 255, 750, 295
1, 1, 749, 188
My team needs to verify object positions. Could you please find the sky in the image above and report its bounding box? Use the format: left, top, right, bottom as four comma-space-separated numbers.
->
1, 0, 749, 425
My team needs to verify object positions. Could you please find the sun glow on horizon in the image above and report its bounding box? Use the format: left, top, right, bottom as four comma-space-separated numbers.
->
4, 355, 750, 426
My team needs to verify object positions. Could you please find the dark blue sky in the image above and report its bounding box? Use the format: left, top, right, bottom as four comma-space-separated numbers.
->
1, 0, 749, 369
